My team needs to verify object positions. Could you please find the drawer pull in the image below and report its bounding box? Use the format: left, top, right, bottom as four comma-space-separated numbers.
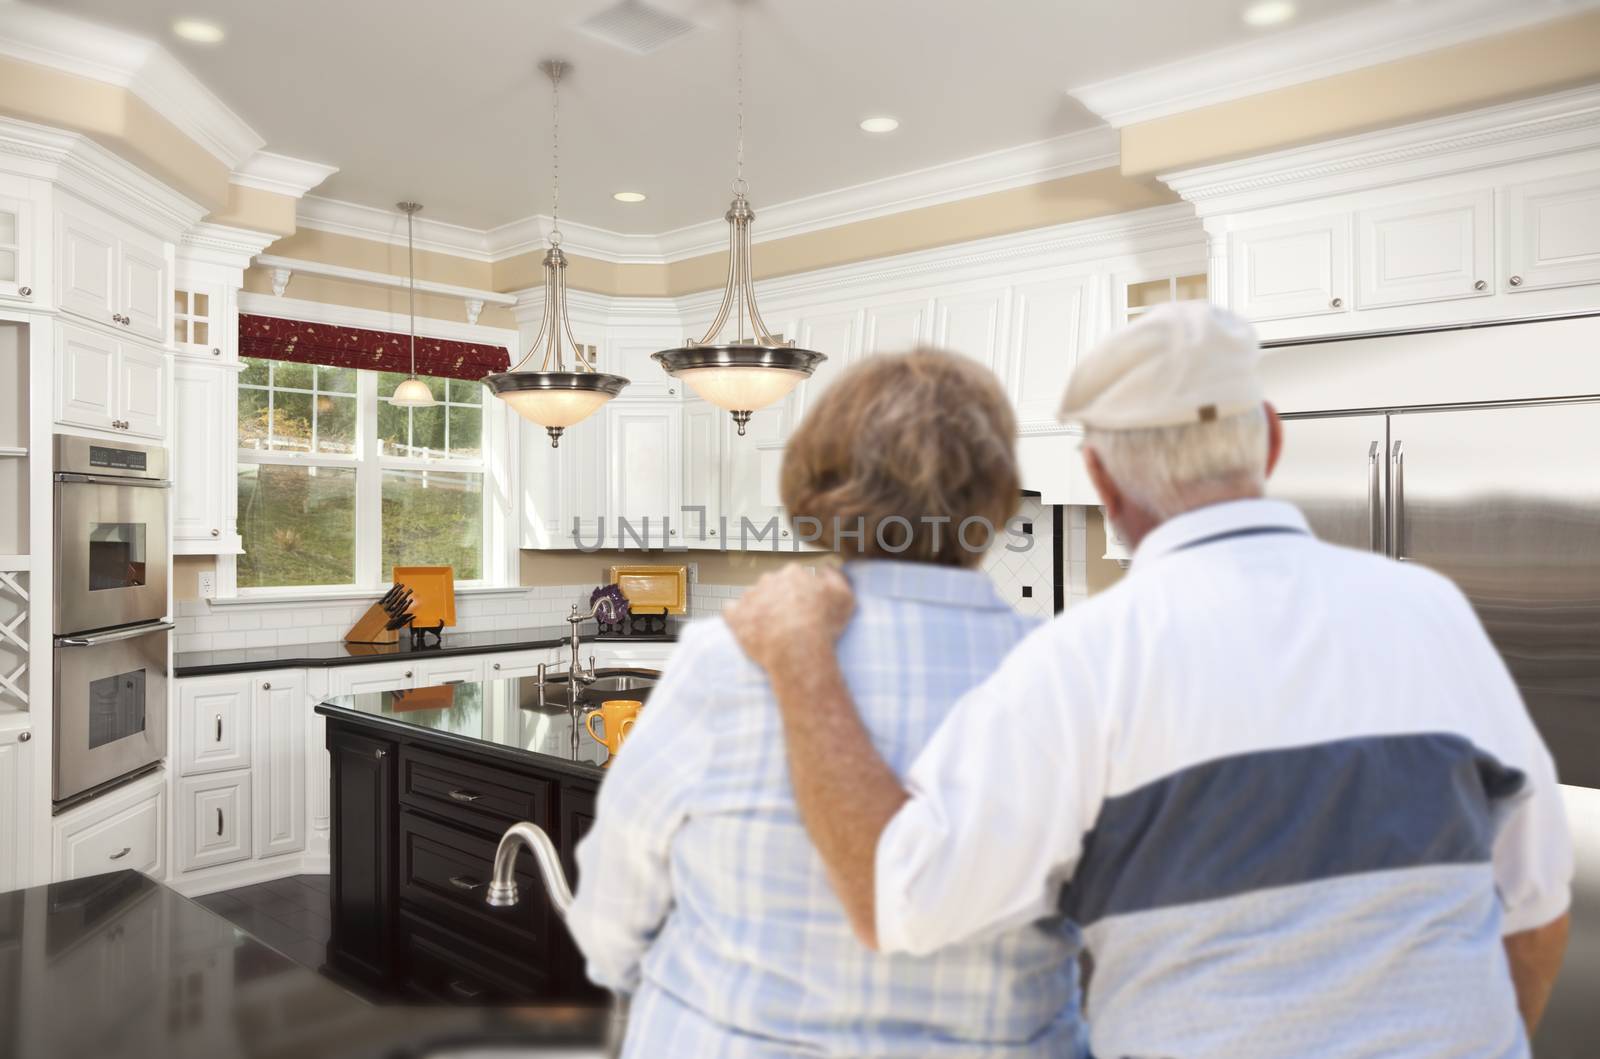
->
108, 846, 131, 861
448, 875, 484, 892
215, 715, 222, 742
443, 679, 465, 685
217, 808, 224, 836
447, 789, 482, 803
448, 979, 483, 1000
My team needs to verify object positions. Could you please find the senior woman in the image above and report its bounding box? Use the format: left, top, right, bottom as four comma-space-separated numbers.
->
567, 350, 1085, 1058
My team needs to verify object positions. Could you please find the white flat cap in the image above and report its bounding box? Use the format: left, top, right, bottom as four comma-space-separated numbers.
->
1058, 301, 1264, 430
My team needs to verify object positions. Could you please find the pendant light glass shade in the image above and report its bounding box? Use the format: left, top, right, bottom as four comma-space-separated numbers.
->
653, 22, 825, 436
483, 60, 627, 447
389, 201, 437, 408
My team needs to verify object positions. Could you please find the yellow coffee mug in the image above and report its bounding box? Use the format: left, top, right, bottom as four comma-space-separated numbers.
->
584, 699, 642, 759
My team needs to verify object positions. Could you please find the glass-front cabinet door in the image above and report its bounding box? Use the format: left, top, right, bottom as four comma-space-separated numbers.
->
0, 178, 37, 304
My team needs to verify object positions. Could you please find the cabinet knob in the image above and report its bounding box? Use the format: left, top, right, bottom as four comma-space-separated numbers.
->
670, 529, 677, 536
492, 663, 501, 670
710, 529, 717, 537
404, 671, 413, 679
211, 347, 221, 356
210, 528, 220, 537
17, 286, 30, 297
262, 682, 271, 690
781, 529, 790, 537
1509, 275, 1524, 287
668, 388, 676, 395
374, 748, 386, 760
17, 731, 29, 743
1473, 280, 1488, 291
1329, 297, 1344, 309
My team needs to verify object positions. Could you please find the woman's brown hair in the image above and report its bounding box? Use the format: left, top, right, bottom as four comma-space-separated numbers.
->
780, 349, 1019, 567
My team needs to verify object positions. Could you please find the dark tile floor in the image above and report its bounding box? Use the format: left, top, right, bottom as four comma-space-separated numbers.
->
195, 874, 331, 972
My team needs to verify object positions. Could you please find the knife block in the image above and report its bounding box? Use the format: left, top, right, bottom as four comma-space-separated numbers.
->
346, 600, 404, 644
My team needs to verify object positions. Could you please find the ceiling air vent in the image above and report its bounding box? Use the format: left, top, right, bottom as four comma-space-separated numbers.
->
575, 0, 696, 56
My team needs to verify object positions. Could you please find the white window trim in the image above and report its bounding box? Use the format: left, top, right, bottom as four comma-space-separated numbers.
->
222, 365, 518, 600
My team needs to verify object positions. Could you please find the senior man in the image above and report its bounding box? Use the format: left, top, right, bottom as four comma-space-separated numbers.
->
724, 302, 1573, 1059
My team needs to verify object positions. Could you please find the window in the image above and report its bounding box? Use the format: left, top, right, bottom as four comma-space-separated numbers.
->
236, 359, 489, 591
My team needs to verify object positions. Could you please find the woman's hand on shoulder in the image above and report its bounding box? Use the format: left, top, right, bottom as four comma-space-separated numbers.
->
724, 564, 855, 682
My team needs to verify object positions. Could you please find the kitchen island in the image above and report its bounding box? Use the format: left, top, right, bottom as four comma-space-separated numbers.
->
316, 674, 647, 1004
0, 869, 607, 1058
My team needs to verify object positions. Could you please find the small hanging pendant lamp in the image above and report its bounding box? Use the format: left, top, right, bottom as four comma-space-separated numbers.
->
389, 201, 436, 407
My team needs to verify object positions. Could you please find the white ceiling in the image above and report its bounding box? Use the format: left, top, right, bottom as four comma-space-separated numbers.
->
42, 0, 1387, 233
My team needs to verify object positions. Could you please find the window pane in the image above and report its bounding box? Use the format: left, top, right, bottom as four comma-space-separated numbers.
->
173, 290, 187, 316
1126, 279, 1172, 309
381, 468, 482, 581
377, 400, 408, 456
274, 361, 314, 391
172, 318, 186, 344
193, 321, 209, 345
448, 378, 484, 404
238, 387, 270, 449
318, 365, 357, 394
448, 404, 482, 458
238, 463, 357, 588
409, 404, 445, 457
269, 391, 313, 452
193, 292, 209, 315
240, 357, 269, 387
315, 394, 357, 455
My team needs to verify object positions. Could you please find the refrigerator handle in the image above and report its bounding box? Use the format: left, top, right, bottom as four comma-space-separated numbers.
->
1367, 441, 1381, 553
1389, 440, 1406, 561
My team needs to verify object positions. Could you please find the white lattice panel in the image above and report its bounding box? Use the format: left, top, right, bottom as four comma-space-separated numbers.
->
0, 568, 28, 707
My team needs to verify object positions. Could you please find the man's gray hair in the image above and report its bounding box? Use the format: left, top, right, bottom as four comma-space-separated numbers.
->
1084, 406, 1269, 521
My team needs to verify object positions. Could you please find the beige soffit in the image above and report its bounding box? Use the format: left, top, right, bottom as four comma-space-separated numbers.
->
0, 54, 232, 208
1119, 9, 1600, 177
240, 267, 517, 330
265, 227, 496, 289
208, 183, 298, 238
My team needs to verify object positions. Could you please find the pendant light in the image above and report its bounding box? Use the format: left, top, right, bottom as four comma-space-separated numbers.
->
652, 13, 825, 436
484, 60, 628, 447
389, 201, 436, 407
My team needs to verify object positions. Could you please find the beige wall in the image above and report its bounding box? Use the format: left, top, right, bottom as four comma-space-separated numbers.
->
1120, 10, 1600, 176
0, 55, 232, 210
241, 267, 517, 329
172, 555, 212, 601
209, 184, 298, 237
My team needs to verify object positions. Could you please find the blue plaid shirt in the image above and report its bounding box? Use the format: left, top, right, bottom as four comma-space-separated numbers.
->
569, 561, 1086, 1058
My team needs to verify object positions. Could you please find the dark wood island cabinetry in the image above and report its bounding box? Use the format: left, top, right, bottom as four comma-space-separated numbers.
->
319, 678, 614, 1004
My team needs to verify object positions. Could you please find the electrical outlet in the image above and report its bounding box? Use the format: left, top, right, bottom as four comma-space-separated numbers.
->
197, 571, 216, 599
687, 562, 699, 584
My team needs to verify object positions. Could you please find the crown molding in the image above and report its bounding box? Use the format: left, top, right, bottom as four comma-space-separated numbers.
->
254, 254, 516, 306
300, 125, 1121, 267
237, 292, 518, 348
0, 2, 265, 169
181, 222, 277, 264
1162, 84, 1600, 215
0, 116, 207, 238
1069, 0, 1598, 130
231, 151, 338, 199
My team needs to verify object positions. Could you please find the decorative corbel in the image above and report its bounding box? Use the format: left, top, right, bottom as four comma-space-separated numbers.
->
270, 267, 292, 298
465, 298, 484, 326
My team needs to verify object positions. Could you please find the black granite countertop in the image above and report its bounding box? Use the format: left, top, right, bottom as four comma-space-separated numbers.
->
174, 621, 680, 678
0, 870, 607, 1058
316, 675, 644, 781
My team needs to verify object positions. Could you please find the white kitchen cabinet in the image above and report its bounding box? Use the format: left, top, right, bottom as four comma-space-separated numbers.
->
252, 674, 306, 860
413, 655, 485, 687
605, 333, 681, 399
863, 299, 931, 354
1229, 216, 1351, 322
482, 650, 559, 680
1008, 274, 1094, 431
57, 196, 169, 342
682, 400, 724, 544
0, 727, 34, 892
609, 401, 683, 548
171, 282, 228, 360
0, 175, 41, 305
792, 308, 862, 424
1502, 169, 1600, 293
564, 411, 609, 548
723, 404, 792, 550
1356, 191, 1494, 309
327, 660, 417, 696
177, 675, 253, 776
54, 322, 168, 439
177, 772, 252, 872
52, 773, 165, 881
933, 288, 1009, 377
172, 360, 238, 552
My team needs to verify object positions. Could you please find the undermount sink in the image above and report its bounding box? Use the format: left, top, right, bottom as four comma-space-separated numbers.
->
526, 668, 660, 711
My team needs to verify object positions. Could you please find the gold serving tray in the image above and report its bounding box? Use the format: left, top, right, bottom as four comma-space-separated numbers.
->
609, 564, 687, 615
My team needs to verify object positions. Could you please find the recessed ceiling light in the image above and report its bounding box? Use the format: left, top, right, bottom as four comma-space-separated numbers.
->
172, 17, 225, 43
859, 116, 900, 134
612, 191, 646, 203
1242, 1, 1296, 26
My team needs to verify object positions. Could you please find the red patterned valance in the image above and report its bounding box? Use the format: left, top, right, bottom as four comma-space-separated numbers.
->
239, 314, 510, 383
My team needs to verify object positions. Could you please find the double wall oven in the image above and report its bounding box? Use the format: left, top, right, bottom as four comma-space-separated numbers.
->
53, 436, 171, 807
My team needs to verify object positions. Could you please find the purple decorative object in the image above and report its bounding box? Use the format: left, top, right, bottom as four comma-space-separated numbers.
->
590, 584, 630, 625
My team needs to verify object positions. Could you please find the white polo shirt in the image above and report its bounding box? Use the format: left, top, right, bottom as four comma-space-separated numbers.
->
876, 498, 1573, 1059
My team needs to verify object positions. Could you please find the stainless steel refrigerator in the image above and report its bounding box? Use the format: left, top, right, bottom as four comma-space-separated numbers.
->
1262, 313, 1599, 1058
